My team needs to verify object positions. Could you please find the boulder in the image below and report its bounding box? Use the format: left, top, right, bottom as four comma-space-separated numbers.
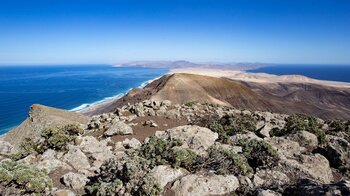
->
122, 138, 142, 150
62, 172, 89, 190
143, 120, 158, 127
104, 121, 133, 136
62, 145, 90, 170
322, 135, 350, 172
156, 125, 218, 155
79, 136, 114, 169
37, 149, 72, 173
165, 109, 181, 119
259, 123, 273, 138
148, 165, 188, 188
290, 131, 318, 148
265, 137, 301, 159
280, 154, 333, 183
171, 174, 239, 196
161, 100, 172, 107
257, 190, 282, 196
231, 132, 262, 144
253, 169, 290, 187
283, 179, 350, 196
53, 189, 76, 196
129, 103, 145, 117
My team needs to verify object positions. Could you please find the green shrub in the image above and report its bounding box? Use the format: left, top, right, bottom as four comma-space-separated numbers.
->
86, 156, 162, 196
86, 179, 123, 196
139, 137, 182, 167
41, 124, 83, 150
172, 148, 198, 169
0, 160, 52, 194
197, 146, 253, 175
185, 101, 197, 107
239, 139, 278, 169
209, 114, 257, 143
10, 138, 41, 161
270, 114, 326, 144
138, 175, 162, 196
328, 120, 348, 133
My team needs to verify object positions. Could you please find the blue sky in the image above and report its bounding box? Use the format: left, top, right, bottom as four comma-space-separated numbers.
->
0, 0, 349, 64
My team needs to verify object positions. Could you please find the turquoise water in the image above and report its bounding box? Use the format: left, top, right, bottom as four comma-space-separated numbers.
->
0, 65, 168, 134
246, 64, 350, 83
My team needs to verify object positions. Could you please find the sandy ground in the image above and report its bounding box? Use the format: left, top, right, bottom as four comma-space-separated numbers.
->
170, 68, 350, 88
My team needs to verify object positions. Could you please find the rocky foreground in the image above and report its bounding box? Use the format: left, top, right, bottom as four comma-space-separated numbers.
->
1, 100, 350, 195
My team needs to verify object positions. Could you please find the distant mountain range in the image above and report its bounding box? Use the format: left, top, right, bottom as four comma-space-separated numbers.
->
117, 60, 268, 70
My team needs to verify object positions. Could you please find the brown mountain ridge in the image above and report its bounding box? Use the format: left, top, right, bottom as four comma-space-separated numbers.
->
84, 73, 350, 120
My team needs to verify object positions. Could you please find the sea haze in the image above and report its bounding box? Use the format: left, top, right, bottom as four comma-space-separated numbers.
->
0, 65, 168, 134
246, 64, 350, 83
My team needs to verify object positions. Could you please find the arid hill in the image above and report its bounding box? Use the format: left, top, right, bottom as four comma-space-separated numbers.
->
2, 104, 90, 148
84, 73, 350, 120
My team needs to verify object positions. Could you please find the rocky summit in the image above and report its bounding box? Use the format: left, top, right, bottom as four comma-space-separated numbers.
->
0, 100, 350, 196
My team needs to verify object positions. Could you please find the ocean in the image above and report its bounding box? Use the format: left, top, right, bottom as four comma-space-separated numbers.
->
246, 64, 350, 83
0, 65, 168, 134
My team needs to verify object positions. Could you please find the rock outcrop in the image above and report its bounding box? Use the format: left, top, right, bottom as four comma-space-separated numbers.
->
2, 104, 90, 149
1, 100, 350, 195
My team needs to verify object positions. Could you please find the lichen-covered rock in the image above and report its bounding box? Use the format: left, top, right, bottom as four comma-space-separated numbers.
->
290, 131, 318, 148
231, 132, 262, 143
122, 138, 142, 150
148, 165, 188, 188
280, 154, 333, 183
265, 137, 301, 159
79, 136, 114, 169
257, 123, 273, 138
62, 145, 90, 170
323, 135, 350, 173
53, 189, 76, 196
104, 121, 133, 136
253, 169, 290, 187
156, 125, 218, 155
165, 109, 181, 119
161, 100, 172, 107
257, 189, 282, 196
143, 120, 158, 127
171, 174, 239, 196
62, 172, 89, 190
283, 179, 350, 196
37, 149, 72, 173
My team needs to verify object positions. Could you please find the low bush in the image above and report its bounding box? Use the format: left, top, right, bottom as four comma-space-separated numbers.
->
171, 148, 198, 169
41, 124, 83, 150
270, 114, 326, 144
239, 139, 278, 169
184, 101, 198, 107
209, 114, 257, 143
0, 160, 52, 195
195, 146, 253, 175
86, 156, 162, 196
85, 179, 123, 196
328, 120, 348, 133
10, 138, 41, 161
139, 137, 183, 167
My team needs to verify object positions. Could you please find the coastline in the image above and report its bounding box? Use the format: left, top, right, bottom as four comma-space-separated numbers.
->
77, 76, 162, 114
